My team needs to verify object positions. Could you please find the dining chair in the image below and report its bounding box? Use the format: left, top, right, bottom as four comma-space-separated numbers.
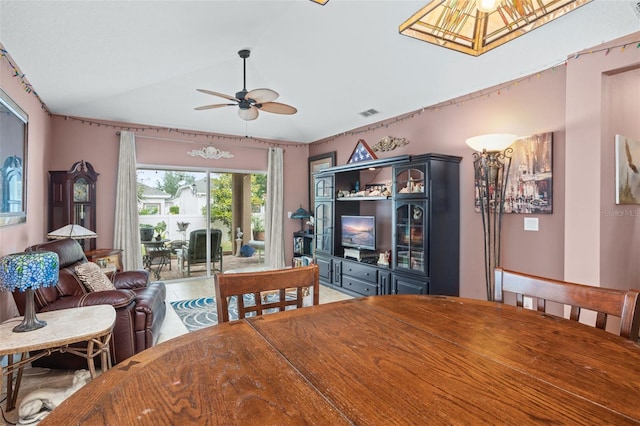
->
494, 267, 640, 341
214, 265, 320, 323
186, 229, 223, 276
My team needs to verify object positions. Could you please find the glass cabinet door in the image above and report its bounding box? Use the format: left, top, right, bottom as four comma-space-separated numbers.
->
394, 165, 426, 197
314, 201, 333, 253
315, 175, 334, 199
314, 175, 334, 254
395, 201, 427, 274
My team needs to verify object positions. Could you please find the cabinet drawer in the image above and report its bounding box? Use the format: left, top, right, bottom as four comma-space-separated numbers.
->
341, 261, 377, 284
342, 276, 379, 296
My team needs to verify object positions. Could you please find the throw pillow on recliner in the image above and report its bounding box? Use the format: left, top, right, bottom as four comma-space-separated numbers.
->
74, 262, 116, 292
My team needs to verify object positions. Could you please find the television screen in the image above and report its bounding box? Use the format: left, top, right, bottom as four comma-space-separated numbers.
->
341, 215, 376, 251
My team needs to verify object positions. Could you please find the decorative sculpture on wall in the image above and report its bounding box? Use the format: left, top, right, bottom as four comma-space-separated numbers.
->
371, 136, 409, 152
187, 145, 234, 159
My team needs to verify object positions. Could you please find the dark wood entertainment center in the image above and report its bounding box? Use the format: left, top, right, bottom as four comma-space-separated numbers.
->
313, 153, 461, 297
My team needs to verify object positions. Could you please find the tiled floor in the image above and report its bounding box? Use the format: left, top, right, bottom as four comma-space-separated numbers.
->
0, 279, 352, 424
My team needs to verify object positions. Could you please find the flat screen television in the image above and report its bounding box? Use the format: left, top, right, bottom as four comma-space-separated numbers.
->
341, 215, 376, 251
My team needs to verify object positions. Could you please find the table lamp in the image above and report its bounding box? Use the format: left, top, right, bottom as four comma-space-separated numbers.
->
0, 251, 59, 332
291, 207, 311, 232
47, 224, 98, 240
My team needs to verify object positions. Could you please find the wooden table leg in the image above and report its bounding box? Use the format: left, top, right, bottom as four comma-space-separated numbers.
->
4, 352, 27, 412
100, 332, 113, 372
86, 337, 97, 378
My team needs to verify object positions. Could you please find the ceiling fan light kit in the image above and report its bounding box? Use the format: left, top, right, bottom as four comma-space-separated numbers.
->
195, 49, 297, 121
399, 0, 592, 56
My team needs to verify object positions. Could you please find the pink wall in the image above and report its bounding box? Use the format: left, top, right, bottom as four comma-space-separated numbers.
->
49, 117, 310, 263
604, 71, 640, 288
565, 32, 640, 290
310, 68, 567, 299
0, 54, 54, 320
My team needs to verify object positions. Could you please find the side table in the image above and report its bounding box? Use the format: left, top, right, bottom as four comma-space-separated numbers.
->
85, 248, 123, 272
142, 239, 170, 280
0, 305, 116, 411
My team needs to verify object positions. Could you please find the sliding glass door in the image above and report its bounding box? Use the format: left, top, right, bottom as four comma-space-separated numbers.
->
136, 167, 265, 281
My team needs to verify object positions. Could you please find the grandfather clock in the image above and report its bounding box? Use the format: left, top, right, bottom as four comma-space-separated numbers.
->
49, 161, 99, 251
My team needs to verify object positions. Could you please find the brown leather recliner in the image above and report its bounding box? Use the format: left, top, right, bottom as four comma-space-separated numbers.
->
12, 238, 166, 369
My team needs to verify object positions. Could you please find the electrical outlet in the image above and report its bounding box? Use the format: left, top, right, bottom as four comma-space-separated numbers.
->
523, 296, 533, 310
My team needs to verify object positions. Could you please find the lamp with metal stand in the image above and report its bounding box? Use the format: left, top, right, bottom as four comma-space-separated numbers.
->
291, 207, 311, 232
466, 134, 516, 301
0, 251, 59, 332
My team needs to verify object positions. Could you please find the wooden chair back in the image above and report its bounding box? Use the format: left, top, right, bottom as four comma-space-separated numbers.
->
495, 267, 640, 340
214, 265, 320, 323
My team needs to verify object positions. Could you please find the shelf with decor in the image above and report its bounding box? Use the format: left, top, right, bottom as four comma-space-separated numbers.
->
313, 153, 460, 298
337, 196, 390, 201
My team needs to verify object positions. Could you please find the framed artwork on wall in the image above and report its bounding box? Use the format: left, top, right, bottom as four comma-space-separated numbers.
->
348, 139, 377, 164
474, 132, 553, 214
308, 151, 336, 213
504, 132, 553, 214
615, 134, 640, 204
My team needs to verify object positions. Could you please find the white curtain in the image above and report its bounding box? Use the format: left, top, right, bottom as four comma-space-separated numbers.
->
114, 131, 143, 270
265, 147, 285, 269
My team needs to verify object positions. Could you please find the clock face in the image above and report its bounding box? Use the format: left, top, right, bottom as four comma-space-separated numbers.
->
73, 182, 89, 202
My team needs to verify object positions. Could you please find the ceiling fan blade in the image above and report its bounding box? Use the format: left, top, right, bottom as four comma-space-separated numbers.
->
238, 106, 259, 121
196, 89, 239, 102
245, 88, 279, 104
194, 103, 236, 111
259, 102, 297, 115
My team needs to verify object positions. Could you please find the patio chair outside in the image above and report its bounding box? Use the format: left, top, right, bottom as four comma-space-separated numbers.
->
186, 229, 223, 276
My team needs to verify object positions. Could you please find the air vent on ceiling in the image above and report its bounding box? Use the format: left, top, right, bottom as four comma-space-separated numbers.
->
359, 108, 379, 117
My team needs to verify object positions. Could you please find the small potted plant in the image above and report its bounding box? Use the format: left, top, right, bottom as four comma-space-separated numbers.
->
154, 221, 167, 241
251, 216, 265, 241
139, 224, 154, 241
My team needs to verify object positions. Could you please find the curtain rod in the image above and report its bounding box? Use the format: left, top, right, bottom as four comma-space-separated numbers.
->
115, 132, 291, 152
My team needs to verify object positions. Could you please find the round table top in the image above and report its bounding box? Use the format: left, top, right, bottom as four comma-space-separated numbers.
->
0, 305, 116, 355
40, 295, 640, 425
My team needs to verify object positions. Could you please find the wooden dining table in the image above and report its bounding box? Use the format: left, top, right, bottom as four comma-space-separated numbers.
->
41, 295, 640, 425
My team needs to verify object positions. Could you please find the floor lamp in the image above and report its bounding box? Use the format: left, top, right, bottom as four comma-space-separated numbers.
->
466, 134, 516, 301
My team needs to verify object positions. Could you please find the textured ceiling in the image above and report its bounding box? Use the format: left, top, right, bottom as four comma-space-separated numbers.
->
0, 0, 638, 143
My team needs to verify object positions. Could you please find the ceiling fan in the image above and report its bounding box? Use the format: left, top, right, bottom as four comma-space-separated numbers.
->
195, 49, 297, 121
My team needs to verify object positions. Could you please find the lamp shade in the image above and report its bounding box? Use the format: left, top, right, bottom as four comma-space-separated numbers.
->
0, 251, 59, 292
465, 134, 518, 152
47, 224, 97, 240
291, 207, 311, 219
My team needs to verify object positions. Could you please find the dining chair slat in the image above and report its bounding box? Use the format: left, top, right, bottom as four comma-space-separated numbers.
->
495, 267, 640, 341
214, 265, 320, 323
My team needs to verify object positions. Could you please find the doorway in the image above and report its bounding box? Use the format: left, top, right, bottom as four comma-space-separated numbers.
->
137, 167, 265, 281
